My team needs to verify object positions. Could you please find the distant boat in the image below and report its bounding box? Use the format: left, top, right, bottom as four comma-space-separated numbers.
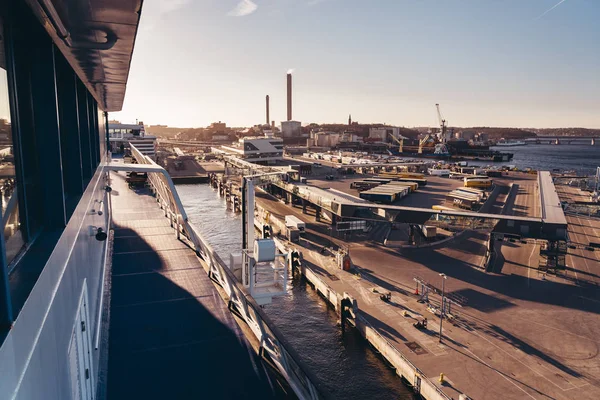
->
495, 139, 527, 147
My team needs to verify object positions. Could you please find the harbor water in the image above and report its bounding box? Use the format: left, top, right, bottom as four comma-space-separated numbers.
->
176, 184, 415, 399
483, 144, 599, 175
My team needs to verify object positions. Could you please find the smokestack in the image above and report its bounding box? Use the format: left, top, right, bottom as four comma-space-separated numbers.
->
287, 73, 292, 121
266, 95, 270, 125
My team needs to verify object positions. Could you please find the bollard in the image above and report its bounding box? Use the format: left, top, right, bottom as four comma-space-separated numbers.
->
340, 298, 353, 336
439, 373, 444, 383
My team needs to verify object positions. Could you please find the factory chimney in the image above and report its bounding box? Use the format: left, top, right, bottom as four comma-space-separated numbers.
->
287, 73, 292, 121
266, 95, 270, 125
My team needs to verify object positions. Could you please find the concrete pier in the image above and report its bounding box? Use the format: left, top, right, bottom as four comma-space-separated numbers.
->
254, 174, 600, 400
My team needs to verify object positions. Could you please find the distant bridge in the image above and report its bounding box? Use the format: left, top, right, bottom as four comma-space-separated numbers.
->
525, 137, 598, 145
530, 136, 599, 139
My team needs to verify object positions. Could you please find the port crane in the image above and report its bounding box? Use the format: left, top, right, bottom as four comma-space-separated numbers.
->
387, 132, 405, 153
418, 104, 451, 155
436, 103, 450, 143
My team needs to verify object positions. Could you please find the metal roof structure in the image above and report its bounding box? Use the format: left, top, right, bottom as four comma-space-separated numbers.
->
25, 0, 143, 111
538, 171, 568, 225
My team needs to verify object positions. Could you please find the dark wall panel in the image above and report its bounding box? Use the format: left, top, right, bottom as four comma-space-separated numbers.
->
88, 97, 99, 167
77, 79, 93, 184
28, 37, 67, 229
55, 47, 84, 219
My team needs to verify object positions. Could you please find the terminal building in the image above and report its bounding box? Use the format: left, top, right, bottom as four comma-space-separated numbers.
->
108, 122, 157, 158
212, 134, 284, 164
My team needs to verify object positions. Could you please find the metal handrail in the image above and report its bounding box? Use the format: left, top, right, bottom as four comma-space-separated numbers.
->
126, 146, 322, 400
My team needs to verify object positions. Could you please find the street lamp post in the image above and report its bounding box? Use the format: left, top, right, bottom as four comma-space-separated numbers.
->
439, 273, 447, 343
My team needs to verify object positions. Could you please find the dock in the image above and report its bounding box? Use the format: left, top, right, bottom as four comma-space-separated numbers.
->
253, 173, 600, 400
105, 167, 280, 399
162, 155, 224, 184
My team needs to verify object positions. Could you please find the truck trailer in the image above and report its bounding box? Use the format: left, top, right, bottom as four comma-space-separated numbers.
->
285, 215, 306, 231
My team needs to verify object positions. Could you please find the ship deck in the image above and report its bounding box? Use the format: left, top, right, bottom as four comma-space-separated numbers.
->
105, 168, 280, 399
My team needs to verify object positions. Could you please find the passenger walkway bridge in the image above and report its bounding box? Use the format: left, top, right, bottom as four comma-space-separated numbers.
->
224, 157, 568, 241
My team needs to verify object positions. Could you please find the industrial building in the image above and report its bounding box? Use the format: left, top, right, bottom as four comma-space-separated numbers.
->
308, 131, 340, 148
281, 120, 302, 138
213, 134, 284, 163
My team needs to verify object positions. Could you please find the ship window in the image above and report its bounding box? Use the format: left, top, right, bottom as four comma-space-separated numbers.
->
0, 17, 25, 264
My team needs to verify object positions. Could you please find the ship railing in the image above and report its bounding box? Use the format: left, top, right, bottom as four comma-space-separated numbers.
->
127, 145, 323, 400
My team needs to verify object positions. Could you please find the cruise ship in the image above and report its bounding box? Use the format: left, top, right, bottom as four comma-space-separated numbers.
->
0, 1, 319, 399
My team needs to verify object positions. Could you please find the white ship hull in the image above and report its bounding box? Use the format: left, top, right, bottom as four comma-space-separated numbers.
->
495, 141, 527, 147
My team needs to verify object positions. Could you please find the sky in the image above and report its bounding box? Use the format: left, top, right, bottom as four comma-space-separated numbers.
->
112, 0, 600, 129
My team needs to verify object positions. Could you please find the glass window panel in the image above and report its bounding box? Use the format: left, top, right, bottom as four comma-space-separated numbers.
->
0, 17, 25, 263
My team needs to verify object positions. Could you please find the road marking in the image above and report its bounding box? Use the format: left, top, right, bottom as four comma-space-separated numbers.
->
566, 253, 579, 283
564, 382, 590, 391
463, 348, 538, 400
577, 295, 600, 304
527, 244, 537, 287
468, 326, 575, 391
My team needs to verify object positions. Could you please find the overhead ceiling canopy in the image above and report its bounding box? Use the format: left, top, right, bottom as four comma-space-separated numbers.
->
25, 0, 143, 111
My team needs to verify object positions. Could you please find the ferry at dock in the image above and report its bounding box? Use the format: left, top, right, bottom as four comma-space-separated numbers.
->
494, 139, 527, 146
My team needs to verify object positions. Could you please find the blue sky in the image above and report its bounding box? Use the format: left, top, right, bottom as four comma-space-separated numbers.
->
113, 0, 599, 129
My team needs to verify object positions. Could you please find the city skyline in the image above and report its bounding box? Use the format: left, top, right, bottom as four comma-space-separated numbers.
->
113, 0, 599, 129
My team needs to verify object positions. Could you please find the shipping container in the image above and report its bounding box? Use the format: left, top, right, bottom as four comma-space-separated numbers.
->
445, 194, 477, 210
285, 215, 305, 231
396, 177, 427, 187
359, 191, 396, 204
350, 181, 380, 190
428, 168, 451, 177
377, 176, 427, 187
448, 190, 479, 202
363, 178, 392, 184
485, 170, 503, 177
464, 179, 492, 188
385, 181, 418, 192
372, 185, 409, 195
381, 171, 425, 179
463, 175, 489, 181
455, 188, 484, 201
